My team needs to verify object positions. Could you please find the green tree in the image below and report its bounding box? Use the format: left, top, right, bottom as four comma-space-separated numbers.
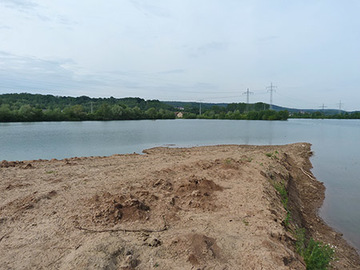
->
95, 103, 113, 120
145, 107, 158, 119
0, 104, 13, 122
18, 104, 43, 121
63, 105, 87, 121
111, 104, 126, 120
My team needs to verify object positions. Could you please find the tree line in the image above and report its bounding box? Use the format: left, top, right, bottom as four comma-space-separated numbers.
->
290, 111, 360, 119
0, 93, 290, 122
0, 94, 176, 122
182, 102, 289, 120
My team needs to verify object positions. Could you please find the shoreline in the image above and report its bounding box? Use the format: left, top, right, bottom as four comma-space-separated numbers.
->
1, 143, 359, 269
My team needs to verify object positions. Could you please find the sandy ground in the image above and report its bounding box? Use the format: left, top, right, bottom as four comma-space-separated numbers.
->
0, 143, 359, 269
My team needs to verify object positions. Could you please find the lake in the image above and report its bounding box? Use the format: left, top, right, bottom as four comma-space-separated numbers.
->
0, 119, 359, 251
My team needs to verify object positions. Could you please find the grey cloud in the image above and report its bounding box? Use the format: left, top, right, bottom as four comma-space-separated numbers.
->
1, 0, 38, 11
129, 0, 170, 17
55, 15, 75, 26
0, 25, 11, 30
0, 52, 100, 94
1, 1, 75, 26
35, 13, 75, 27
0, 51, 229, 101
0, 51, 178, 97
35, 13, 76, 27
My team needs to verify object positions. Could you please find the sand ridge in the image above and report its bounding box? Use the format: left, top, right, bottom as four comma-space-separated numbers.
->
0, 143, 359, 269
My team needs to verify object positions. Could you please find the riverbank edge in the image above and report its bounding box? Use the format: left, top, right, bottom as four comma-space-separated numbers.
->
273, 143, 360, 268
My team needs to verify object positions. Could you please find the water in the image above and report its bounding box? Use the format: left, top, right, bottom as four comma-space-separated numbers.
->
0, 119, 359, 251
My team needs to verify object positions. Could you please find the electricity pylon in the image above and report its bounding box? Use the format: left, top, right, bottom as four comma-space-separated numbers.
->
242, 88, 254, 112
266, 82, 277, 110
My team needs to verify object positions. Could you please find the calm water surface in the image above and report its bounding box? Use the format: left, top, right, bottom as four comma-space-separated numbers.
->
1, 119, 359, 251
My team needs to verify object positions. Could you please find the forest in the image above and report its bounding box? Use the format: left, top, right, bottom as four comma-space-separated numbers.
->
0, 94, 176, 122
0, 93, 289, 122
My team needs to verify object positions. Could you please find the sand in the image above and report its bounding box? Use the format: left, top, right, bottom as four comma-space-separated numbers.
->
0, 143, 359, 269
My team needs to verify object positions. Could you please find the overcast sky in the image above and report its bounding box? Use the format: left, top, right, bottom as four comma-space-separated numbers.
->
1, 0, 359, 110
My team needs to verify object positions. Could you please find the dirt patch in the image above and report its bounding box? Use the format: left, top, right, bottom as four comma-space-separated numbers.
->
185, 234, 225, 265
87, 192, 151, 225
0, 143, 359, 269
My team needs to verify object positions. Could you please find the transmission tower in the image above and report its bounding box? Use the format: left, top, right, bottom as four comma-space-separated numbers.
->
337, 100, 344, 114
319, 104, 327, 114
242, 88, 254, 112
266, 82, 277, 110
198, 100, 204, 115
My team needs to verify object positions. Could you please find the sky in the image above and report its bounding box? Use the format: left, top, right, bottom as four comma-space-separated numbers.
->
0, 0, 360, 110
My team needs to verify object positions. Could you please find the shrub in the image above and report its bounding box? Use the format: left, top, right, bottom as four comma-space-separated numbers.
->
303, 238, 335, 270
296, 228, 335, 270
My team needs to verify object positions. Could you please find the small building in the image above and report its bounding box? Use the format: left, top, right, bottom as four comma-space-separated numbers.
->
176, 112, 183, 118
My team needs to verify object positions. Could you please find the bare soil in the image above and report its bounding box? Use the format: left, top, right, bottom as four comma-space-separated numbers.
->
0, 143, 359, 269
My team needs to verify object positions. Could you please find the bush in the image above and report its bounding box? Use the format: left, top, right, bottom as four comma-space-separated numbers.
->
303, 238, 335, 270
296, 228, 335, 270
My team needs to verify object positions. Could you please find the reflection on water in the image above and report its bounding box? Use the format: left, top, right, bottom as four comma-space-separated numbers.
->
0, 119, 359, 251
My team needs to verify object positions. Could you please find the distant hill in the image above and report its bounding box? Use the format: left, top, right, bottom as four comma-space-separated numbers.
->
164, 101, 348, 115
164, 101, 228, 110
270, 105, 346, 115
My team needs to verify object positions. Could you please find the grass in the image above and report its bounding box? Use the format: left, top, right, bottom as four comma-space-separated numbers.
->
242, 218, 249, 226
273, 181, 288, 210
272, 181, 292, 229
295, 228, 335, 270
224, 158, 232, 165
284, 211, 291, 228
265, 151, 279, 159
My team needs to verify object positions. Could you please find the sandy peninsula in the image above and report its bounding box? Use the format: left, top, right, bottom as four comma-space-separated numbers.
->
0, 143, 359, 269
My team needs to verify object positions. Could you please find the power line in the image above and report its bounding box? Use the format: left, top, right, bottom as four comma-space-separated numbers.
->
266, 82, 277, 110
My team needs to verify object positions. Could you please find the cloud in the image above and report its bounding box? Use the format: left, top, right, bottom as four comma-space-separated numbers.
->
0, 25, 11, 30
0, 51, 186, 99
1, 0, 75, 26
129, 0, 170, 17
0, 0, 38, 11
0, 51, 101, 95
